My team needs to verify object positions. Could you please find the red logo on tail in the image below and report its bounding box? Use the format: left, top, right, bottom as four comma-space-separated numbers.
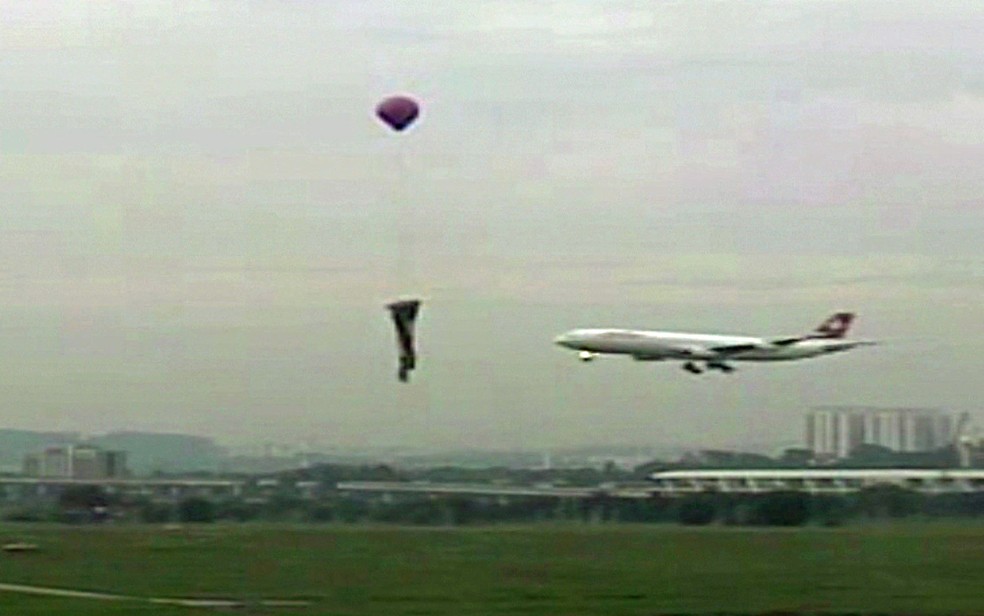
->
812, 312, 855, 339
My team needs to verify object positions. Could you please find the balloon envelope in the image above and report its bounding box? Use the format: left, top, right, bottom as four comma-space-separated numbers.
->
375, 96, 420, 132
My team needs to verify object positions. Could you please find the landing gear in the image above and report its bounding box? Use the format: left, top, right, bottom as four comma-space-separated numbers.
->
683, 361, 703, 374
683, 361, 735, 374
578, 351, 598, 362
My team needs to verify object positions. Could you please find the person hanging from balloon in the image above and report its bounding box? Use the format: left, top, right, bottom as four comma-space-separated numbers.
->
375, 95, 423, 382
385, 299, 421, 383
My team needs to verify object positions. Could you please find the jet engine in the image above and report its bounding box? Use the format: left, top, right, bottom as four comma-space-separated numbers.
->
678, 346, 718, 360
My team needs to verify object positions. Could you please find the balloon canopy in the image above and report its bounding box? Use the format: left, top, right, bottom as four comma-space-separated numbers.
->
375, 95, 420, 132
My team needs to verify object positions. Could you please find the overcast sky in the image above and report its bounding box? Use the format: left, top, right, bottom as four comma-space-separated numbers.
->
0, 1, 982, 453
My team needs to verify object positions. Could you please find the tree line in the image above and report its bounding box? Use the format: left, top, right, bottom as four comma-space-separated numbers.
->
5, 483, 984, 527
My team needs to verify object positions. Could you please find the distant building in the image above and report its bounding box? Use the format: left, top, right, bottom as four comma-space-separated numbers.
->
22, 454, 41, 477
103, 450, 128, 478
41, 446, 72, 478
0, 429, 80, 470
649, 468, 984, 495
88, 431, 226, 474
806, 406, 964, 459
72, 446, 101, 480
23, 445, 128, 479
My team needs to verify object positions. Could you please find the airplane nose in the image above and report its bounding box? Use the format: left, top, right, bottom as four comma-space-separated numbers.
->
554, 332, 574, 347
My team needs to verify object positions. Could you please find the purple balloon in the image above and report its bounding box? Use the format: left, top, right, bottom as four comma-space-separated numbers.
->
375, 95, 420, 132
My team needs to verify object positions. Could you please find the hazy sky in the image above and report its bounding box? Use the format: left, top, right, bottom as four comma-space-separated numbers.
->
1, 1, 982, 452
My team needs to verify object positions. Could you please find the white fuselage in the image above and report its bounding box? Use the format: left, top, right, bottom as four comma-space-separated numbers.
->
553, 328, 865, 362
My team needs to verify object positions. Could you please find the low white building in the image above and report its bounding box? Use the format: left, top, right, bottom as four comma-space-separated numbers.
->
649, 468, 984, 496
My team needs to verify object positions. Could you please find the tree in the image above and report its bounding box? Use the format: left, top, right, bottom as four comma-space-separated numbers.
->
747, 491, 811, 526
810, 495, 850, 526
307, 504, 336, 523
56, 485, 112, 523
177, 497, 215, 523
138, 501, 175, 524
263, 494, 306, 521
856, 485, 922, 518
618, 497, 674, 523
214, 499, 260, 522
777, 448, 814, 467
676, 494, 717, 525
58, 485, 110, 511
841, 444, 899, 468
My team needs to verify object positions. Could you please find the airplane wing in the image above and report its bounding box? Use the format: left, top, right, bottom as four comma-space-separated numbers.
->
707, 343, 761, 355
769, 337, 802, 347
633, 342, 763, 361
657, 343, 763, 359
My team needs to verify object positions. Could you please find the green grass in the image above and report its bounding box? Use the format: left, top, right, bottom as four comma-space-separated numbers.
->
0, 522, 983, 615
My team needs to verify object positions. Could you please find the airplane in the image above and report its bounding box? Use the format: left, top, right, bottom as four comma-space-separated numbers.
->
553, 312, 875, 374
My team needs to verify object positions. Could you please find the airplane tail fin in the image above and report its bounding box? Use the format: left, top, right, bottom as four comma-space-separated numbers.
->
811, 312, 855, 339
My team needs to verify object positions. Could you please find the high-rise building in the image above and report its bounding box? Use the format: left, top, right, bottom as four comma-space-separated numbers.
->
72, 446, 101, 480
23, 445, 128, 479
806, 406, 964, 459
22, 454, 41, 477
102, 450, 127, 478
41, 446, 72, 478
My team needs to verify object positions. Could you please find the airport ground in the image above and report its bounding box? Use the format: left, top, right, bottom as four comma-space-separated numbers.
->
0, 522, 982, 615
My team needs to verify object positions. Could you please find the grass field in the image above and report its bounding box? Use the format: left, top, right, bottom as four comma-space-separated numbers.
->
0, 522, 982, 615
